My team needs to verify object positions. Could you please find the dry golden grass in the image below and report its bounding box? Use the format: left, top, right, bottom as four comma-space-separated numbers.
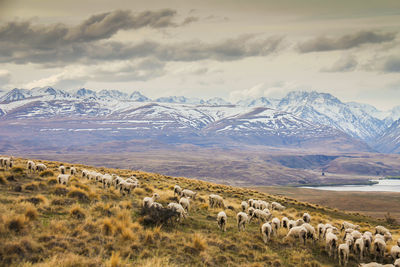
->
0, 157, 399, 267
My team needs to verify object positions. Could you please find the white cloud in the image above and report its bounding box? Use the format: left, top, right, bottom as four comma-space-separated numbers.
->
0, 70, 11, 86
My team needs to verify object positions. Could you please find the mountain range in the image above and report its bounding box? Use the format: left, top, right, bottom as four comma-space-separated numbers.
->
0, 87, 399, 153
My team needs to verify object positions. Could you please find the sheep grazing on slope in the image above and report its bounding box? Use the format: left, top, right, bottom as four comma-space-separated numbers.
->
282, 217, 290, 229
338, 242, 350, 266
179, 197, 190, 213
375, 225, 390, 236
317, 224, 325, 239
354, 237, 365, 261
372, 235, 386, 261
57, 174, 71, 185
285, 225, 307, 245
35, 163, 47, 172
359, 263, 395, 267
247, 207, 255, 217
395, 259, 400, 267
167, 203, 187, 222
237, 212, 248, 232
363, 232, 373, 256
217, 211, 227, 232
27, 160, 35, 173
1, 157, 13, 170
248, 199, 255, 208
302, 223, 317, 242
143, 193, 160, 208
113, 176, 125, 189
70, 167, 77, 175
250, 209, 272, 223
261, 222, 273, 244
351, 230, 363, 242
102, 174, 113, 188
271, 201, 285, 211
391, 245, 400, 261
209, 194, 225, 209
81, 169, 89, 178
288, 220, 296, 230
302, 213, 311, 223
173, 185, 182, 197
59, 165, 66, 174
384, 232, 393, 242
326, 231, 338, 259
181, 189, 197, 199
295, 218, 305, 227
119, 180, 138, 195
271, 218, 280, 236
241, 201, 248, 212
341, 221, 360, 231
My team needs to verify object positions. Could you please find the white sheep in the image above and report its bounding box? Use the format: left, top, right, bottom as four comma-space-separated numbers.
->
341, 221, 360, 231
391, 245, 400, 261
119, 180, 138, 195
102, 174, 113, 188
261, 222, 273, 244
237, 212, 248, 232
302, 223, 317, 242
295, 218, 305, 227
35, 163, 47, 172
302, 213, 311, 223
375, 225, 390, 236
57, 174, 71, 185
372, 235, 386, 261
173, 185, 182, 197
113, 176, 125, 188
385, 232, 393, 242
271, 217, 280, 236
143, 193, 160, 208
285, 225, 307, 245
209, 194, 225, 209
179, 197, 190, 213
258, 200, 269, 210
241, 201, 248, 211
167, 203, 187, 222
1, 157, 13, 170
248, 199, 255, 208
354, 237, 365, 261
359, 263, 395, 267
70, 167, 77, 175
27, 160, 35, 173
271, 201, 285, 211
363, 232, 373, 255
217, 211, 227, 232
351, 230, 363, 242
247, 207, 255, 217
59, 165, 66, 174
288, 220, 296, 230
326, 231, 338, 258
338, 242, 350, 266
150, 202, 163, 209
282, 217, 290, 229
250, 209, 272, 223
82, 169, 89, 178
317, 223, 325, 239
395, 259, 400, 267
181, 189, 197, 199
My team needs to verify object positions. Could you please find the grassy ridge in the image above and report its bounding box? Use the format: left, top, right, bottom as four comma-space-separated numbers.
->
0, 157, 399, 266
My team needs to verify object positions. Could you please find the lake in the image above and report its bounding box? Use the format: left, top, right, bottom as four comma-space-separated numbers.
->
301, 179, 400, 192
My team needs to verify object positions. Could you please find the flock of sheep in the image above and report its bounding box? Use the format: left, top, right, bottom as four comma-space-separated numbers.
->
1, 156, 400, 267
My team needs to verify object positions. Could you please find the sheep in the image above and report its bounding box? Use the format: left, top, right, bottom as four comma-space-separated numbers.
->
81, 169, 89, 178
143, 193, 160, 208
317, 223, 325, 239
391, 245, 400, 261
27, 160, 35, 173
181, 189, 197, 199
302, 223, 317, 242
2, 157, 13, 170
250, 209, 272, 223
288, 220, 296, 230
285, 225, 307, 245
354, 237, 365, 261
70, 167, 77, 175
375, 226, 390, 236
217, 211, 227, 232
258, 200, 269, 210
102, 174, 113, 188
173, 185, 182, 197
344, 233, 355, 251
359, 263, 395, 267
209, 194, 224, 209
248, 199, 255, 208
324, 224, 339, 238
351, 230, 363, 242
338, 243, 350, 266
326, 231, 338, 258
113, 176, 125, 188
341, 221, 360, 231
241, 201, 248, 211
395, 259, 400, 267
282, 217, 290, 229
363, 232, 373, 255
261, 222, 273, 244
35, 163, 47, 172
57, 174, 71, 185
167, 203, 187, 222
59, 165, 66, 174
302, 213, 311, 223
372, 236, 386, 261
179, 197, 190, 213
271, 201, 285, 211
237, 212, 248, 232
247, 207, 255, 217
385, 232, 393, 242
271, 217, 280, 235
119, 180, 138, 195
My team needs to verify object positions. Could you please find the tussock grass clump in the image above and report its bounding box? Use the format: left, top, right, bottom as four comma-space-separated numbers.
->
109, 251, 121, 267
11, 167, 24, 174
133, 187, 146, 196
102, 218, 114, 236
53, 184, 69, 195
23, 182, 40, 191
24, 194, 48, 206
70, 204, 86, 220
47, 177, 58, 185
23, 202, 39, 221
40, 170, 54, 177
192, 233, 207, 252
140, 206, 179, 226
6, 214, 27, 233
0, 174, 6, 184
67, 186, 90, 202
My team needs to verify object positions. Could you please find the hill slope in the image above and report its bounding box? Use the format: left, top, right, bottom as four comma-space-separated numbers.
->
0, 157, 399, 266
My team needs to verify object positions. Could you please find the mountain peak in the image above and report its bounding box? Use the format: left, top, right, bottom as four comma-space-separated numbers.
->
130, 91, 150, 102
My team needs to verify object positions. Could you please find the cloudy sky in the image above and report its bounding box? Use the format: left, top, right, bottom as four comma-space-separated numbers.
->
0, 0, 399, 109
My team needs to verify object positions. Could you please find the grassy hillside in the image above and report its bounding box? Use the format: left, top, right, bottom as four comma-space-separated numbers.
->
0, 157, 399, 266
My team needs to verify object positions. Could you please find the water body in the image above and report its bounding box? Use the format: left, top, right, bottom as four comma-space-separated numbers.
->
301, 179, 400, 192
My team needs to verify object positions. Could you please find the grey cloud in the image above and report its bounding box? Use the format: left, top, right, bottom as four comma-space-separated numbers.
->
383, 56, 400, 73
321, 55, 358, 72
0, 70, 11, 86
298, 31, 396, 53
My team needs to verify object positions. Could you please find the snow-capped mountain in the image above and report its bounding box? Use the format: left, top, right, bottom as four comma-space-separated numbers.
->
205, 97, 231, 106
129, 91, 150, 102
155, 96, 204, 105
374, 119, 400, 153
237, 97, 272, 108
